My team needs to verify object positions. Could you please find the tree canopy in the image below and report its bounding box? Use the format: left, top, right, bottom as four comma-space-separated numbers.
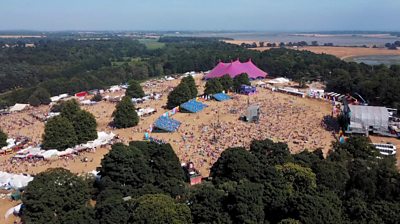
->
130, 194, 192, 224
21, 168, 95, 224
182, 75, 198, 99
0, 129, 7, 148
42, 99, 98, 150
125, 80, 145, 98
204, 78, 223, 95
167, 80, 192, 109
218, 75, 233, 92
112, 96, 139, 128
233, 73, 250, 91
42, 116, 78, 150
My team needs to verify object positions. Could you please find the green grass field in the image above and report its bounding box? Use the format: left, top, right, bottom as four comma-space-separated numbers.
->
138, 39, 165, 50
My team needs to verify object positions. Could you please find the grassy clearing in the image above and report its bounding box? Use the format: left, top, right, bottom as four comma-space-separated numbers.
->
138, 39, 165, 50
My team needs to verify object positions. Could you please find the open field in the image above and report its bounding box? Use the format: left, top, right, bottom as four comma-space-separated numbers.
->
224, 40, 400, 59
0, 75, 335, 176
0, 35, 45, 39
138, 38, 165, 50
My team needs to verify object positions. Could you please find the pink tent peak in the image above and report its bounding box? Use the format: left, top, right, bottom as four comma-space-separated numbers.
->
205, 59, 267, 79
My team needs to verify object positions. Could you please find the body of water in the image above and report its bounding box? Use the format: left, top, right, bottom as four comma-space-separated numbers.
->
347, 55, 400, 65
186, 32, 400, 47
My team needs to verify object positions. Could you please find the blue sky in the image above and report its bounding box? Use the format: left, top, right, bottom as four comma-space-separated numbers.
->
0, 0, 399, 31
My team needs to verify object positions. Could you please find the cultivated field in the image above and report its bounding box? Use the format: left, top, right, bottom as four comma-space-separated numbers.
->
224, 40, 400, 59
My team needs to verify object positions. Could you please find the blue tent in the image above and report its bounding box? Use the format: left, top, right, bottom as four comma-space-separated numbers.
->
213, 93, 231, 101
180, 100, 208, 113
154, 116, 181, 132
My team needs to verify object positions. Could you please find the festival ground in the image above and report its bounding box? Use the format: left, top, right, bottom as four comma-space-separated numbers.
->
0, 76, 336, 177
2, 75, 400, 223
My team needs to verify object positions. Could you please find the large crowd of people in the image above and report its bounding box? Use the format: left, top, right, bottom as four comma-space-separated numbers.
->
0, 75, 335, 177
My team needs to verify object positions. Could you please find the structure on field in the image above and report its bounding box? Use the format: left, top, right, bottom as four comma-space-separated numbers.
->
180, 100, 208, 113
244, 104, 261, 123
213, 93, 231, 102
154, 116, 181, 132
343, 103, 395, 136
205, 59, 267, 79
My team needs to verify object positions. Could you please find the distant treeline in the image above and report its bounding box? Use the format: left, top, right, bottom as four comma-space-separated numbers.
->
1, 36, 400, 111
158, 36, 233, 43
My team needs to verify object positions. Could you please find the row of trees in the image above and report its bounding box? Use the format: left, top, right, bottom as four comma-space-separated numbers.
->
2, 37, 400, 111
204, 73, 250, 95
0, 129, 7, 148
166, 76, 197, 109
42, 100, 97, 150
21, 135, 400, 223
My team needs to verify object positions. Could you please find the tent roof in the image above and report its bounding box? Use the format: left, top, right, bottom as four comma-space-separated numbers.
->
9, 104, 29, 112
154, 116, 181, 132
180, 100, 207, 113
349, 105, 389, 130
205, 59, 267, 79
213, 93, 231, 101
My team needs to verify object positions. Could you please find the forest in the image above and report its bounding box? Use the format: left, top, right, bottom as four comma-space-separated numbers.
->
1, 36, 400, 110
21, 137, 400, 223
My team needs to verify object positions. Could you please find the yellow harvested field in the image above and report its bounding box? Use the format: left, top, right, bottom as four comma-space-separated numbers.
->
224, 40, 400, 59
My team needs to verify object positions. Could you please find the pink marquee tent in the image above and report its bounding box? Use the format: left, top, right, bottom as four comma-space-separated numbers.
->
205, 59, 267, 79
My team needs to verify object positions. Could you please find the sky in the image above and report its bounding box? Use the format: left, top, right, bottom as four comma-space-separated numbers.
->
0, 0, 399, 31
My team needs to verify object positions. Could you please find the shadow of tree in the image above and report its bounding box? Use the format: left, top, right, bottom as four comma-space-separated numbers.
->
322, 115, 340, 132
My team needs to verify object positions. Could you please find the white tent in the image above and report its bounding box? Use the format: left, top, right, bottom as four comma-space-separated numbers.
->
349, 105, 390, 132
1, 138, 16, 151
5, 204, 21, 219
0, 172, 33, 190
268, 77, 290, 84
109, 85, 121, 92
9, 104, 29, 112
81, 100, 97, 105
40, 150, 59, 160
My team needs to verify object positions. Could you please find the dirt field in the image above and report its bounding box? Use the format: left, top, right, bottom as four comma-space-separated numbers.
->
224, 40, 400, 59
0, 75, 362, 222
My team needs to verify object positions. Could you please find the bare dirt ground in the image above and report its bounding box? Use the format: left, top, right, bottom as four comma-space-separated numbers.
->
0, 76, 336, 177
224, 40, 400, 59
0, 75, 364, 222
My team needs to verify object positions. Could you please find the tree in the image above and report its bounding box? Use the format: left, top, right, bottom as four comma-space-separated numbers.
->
250, 139, 293, 166
287, 191, 344, 224
28, 87, 51, 106
100, 143, 151, 190
42, 116, 78, 150
189, 183, 232, 224
21, 168, 94, 224
60, 99, 81, 121
112, 96, 139, 128
166, 81, 192, 109
130, 194, 192, 224
312, 160, 349, 194
204, 78, 223, 95
28, 95, 41, 107
182, 75, 198, 98
276, 163, 317, 193
95, 190, 131, 224
225, 180, 265, 224
210, 147, 262, 184
126, 80, 145, 98
73, 110, 98, 143
218, 75, 233, 92
91, 93, 103, 102
0, 129, 7, 148
32, 87, 51, 105
233, 73, 250, 91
